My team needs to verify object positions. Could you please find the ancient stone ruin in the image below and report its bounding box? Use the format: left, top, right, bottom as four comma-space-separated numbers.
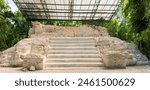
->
0, 21, 149, 71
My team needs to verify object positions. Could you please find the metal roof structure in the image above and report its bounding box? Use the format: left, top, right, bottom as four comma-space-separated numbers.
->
13, 0, 121, 20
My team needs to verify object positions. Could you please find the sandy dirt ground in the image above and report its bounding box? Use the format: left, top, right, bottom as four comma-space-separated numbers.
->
0, 65, 150, 73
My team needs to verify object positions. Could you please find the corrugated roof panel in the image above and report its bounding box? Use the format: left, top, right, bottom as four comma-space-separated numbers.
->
13, 0, 121, 20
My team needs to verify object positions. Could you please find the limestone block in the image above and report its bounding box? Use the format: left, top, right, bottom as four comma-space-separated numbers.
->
21, 54, 46, 70
42, 25, 56, 33
30, 42, 48, 55
16, 38, 48, 54
74, 25, 94, 37
29, 66, 36, 71
29, 21, 43, 37
102, 51, 127, 69
30, 21, 43, 35
34, 25, 43, 34
97, 26, 109, 36
96, 37, 148, 66
126, 43, 149, 65
28, 28, 35, 37
126, 57, 137, 66
89, 25, 109, 36
0, 38, 48, 67
29, 24, 110, 37
14, 38, 48, 67
9, 51, 23, 67
11, 39, 32, 67
0, 47, 16, 66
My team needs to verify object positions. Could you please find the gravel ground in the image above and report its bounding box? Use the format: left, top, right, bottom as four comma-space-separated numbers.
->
0, 65, 150, 73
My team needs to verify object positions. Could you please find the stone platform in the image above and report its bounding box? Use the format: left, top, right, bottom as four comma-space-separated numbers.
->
0, 22, 149, 71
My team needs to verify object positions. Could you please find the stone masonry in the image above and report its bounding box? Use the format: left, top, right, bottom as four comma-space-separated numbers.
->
0, 21, 149, 70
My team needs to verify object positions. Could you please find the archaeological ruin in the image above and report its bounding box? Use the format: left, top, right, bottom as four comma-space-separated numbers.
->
0, 21, 149, 71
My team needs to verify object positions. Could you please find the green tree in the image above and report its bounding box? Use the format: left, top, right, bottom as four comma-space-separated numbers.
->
0, 0, 11, 50
0, 0, 31, 51
10, 11, 31, 45
108, 0, 150, 59
122, 0, 149, 33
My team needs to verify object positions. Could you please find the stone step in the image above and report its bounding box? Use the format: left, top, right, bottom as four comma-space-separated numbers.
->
48, 40, 95, 43
46, 58, 102, 62
49, 46, 95, 47
45, 62, 104, 67
45, 67, 102, 70
48, 47, 96, 50
48, 50, 99, 54
45, 37, 102, 68
49, 43, 95, 47
48, 42, 95, 44
49, 37, 95, 40
47, 54, 100, 58
49, 46, 95, 48
48, 49, 98, 52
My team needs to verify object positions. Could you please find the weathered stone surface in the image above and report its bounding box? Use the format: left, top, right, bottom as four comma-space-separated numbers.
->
29, 66, 36, 71
33, 21, 43, 34
0, 47, 16, 66
90, 25, 109, 36
28, 28, 34, 38
21, 54, 46, 70
96, 36, 149, 66
29, 21, 45, 37
0, 38, 48, 67
73, 25, 109, 37
74, 25, 95, 37
101, 51, 127, 69
21, 67, 28, 72
126, 43, 149, 65
126, 54, 137, 66
29, 22, 108, 38
0, 22, 149, 71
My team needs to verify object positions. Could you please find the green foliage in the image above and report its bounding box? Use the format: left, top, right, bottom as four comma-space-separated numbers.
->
122, 0, 150, 59
0, 0, 31, 51
105, 19, 119, 37
0, 0, 8, 13
0, 16, 11, 50
82, 20, 109, 27
10, 12, 31, 45
105, 0, 150, 60
53, 21, 82, 26
122, 0, 149, 33
0, 0, 150, 60
40, 20, 82, 26
39, 20, 55, 25
39, 19, 110, 27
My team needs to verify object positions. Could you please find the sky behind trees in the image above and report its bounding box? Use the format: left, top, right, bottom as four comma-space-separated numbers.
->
6, 0, 18, 12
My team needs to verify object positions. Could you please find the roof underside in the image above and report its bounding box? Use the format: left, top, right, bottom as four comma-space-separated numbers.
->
13, 0, 121, 21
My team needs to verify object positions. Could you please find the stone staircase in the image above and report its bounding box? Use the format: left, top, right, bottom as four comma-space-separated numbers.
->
45, 37, 104, 69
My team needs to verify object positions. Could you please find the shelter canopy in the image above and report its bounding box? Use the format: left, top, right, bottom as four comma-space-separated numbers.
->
13, 0, 121, 20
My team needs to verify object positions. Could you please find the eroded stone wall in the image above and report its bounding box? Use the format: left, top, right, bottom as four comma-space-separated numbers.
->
29, 21, 109, 38
0, 38, 48, 70
0, 21, 149, 70
95, 36, 149, 67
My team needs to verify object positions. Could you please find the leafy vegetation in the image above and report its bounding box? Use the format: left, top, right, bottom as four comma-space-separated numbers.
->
39, 20, 82, 26
0, 0, 149, 59
0, 0, 31, 51
105, 0, 150, 59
